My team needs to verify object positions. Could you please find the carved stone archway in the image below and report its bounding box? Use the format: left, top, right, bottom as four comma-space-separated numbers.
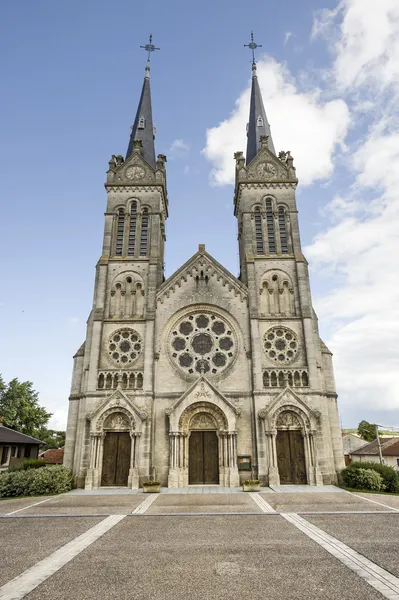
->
165, 379, 240, 488
258, 390, 323, 486
85, 393, 147, 490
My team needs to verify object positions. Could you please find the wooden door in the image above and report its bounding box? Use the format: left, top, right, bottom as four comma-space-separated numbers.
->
276, 430, 307, 485
189, 431, 219, 484
101, 432, 131, 486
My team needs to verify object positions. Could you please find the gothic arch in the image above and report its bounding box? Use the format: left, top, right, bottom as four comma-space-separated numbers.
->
179, 401, 228, 434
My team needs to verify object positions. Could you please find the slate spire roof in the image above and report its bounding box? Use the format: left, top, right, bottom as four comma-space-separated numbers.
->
126, 62, 156, 168
246, 63, 276, 164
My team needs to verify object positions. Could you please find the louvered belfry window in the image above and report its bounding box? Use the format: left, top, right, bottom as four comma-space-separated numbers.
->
115, 209, 125, 256
254, 207, 264, 254
140, 209, 149, 256
278, 206, 289, 254
128, 201, 137, 256
266, 199, 276, 253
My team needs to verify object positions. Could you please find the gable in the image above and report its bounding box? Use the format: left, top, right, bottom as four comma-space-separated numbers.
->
157, 245, 248, 306
111, 151, 156, 185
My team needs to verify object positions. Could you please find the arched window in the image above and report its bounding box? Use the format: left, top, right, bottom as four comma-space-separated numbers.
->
257, 115, 264, 127
136, 373, 143, 389
140, 209, 149, 256
128, 201, 137, 256
278, 206, 289, 254
266, 199, 276, 253
254, 207, 264, 254
138, 116, 145, 129
115, 209, 125, 256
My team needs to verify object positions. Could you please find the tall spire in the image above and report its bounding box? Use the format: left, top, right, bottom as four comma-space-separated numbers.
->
126, 35, 160, 168
244, 32, 276, 164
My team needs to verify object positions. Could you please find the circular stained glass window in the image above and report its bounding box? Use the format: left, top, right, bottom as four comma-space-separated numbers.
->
169, 311, 237, 377
108, 328, 143, 366
263, 326, 299, 365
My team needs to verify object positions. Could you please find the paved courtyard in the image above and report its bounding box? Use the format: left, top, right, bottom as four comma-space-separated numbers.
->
0, 487, 398, 600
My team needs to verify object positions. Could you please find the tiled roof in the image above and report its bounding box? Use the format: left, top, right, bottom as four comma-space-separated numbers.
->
351, 437, 399, 456
39, 447, 64, 464
0, 425, 44, 445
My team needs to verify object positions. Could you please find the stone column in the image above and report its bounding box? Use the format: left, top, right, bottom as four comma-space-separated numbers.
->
267, 430, 280, 486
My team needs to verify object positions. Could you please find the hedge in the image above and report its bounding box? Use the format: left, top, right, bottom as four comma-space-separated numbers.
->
346, 461, 399, 493
342, 467, 383, 491
0, 465, 73, 497
8, 459, 46, 472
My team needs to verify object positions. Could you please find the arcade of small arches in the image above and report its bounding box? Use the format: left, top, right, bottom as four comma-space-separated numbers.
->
109, 272, 145, 318
97, 371, 143, 390
263, 369, 309, 388
259, 270, 295, 316
114, 199, 150, 257
253, 197, 291, 255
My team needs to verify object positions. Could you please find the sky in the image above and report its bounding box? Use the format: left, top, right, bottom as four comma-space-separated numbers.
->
0, 0, 398, 430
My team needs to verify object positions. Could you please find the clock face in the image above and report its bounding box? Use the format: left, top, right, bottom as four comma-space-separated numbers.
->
257, 162, 277, 177
125, 165, 145, 180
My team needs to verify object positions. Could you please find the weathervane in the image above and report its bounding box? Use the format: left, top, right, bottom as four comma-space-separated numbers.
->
140, 34, 160, 63
244, 31, 262, 65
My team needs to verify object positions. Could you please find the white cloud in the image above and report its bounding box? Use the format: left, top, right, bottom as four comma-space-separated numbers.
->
284, 32, 293, 45
306, 128, 399, 416
168, 139, 189, 159
202, 58, 349, 186
313, 0, 399, 93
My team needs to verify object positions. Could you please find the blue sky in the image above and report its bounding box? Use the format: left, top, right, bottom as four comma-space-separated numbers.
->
1, 0, 398, 430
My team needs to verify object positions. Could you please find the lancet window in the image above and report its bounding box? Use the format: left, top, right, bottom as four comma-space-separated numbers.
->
278, 206, 289, 254
266, 199, 276, 253
257, 116, 264, 127
115, 209, 125, 256
140, 209, 149, 256
254, 207, 264, 254
128, 201, 137, 256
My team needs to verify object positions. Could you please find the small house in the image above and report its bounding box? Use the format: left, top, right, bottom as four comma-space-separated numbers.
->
350, 437, 399, 471
39, 447, 64, 465
0, 423, 44, 471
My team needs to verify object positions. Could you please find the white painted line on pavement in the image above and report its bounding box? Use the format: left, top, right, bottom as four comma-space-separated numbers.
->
249, 493, 276, 513
282, 512, 399, 599
0, 514, 125, 600
132, 493, 160, 514
6, 497, 57, 516
348, 491, 399, 513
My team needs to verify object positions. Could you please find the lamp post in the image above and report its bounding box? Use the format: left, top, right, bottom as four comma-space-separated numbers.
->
375, 424, 383, 464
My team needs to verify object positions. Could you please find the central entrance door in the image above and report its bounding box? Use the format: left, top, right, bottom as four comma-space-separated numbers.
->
101, 432, 131, 486
189, 431, 219, 484
276, 430, 307, 484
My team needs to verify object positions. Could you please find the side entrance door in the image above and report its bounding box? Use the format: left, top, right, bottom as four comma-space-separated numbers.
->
101, 432, 131, 486
189, 431, 219, 484
276, 430, 307, 484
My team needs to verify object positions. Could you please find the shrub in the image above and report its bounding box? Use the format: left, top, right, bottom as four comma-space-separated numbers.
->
244, 480, 260, 484
342, 467, 383, 491
347, 461, 399, 493
142, 481, 160, 486
8, 459, 46, 472
0, 466, 73, 497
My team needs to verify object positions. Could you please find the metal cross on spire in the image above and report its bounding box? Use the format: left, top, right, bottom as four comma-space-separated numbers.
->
140, 34, 160, 63
244, 31, 262, 65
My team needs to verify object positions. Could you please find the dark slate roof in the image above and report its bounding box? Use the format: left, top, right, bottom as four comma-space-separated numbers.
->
351, 437, 399, 456
126, 65, 156, 168
246, 63, 276, 165
0, 425, 44, 445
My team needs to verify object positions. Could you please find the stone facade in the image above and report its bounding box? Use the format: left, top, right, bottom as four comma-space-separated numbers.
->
64, 65, 345, 489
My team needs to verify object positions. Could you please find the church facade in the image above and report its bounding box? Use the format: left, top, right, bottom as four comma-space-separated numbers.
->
64, 55, 345, 489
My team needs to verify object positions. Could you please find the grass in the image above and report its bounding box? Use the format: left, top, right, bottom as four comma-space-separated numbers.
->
343, 487, 399, 496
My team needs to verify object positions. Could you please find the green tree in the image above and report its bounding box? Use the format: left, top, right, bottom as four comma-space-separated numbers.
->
36, 428, 65, 449
357, 420, 376, 442
0, 377, 52, 436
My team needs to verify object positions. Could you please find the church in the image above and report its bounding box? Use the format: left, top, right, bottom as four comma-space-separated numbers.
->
64, 38, 345, 489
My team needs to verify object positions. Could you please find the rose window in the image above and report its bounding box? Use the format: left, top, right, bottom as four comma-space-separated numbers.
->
108, 328, 143, 366
169, 312, 237, 376
264, 327, 299, 364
